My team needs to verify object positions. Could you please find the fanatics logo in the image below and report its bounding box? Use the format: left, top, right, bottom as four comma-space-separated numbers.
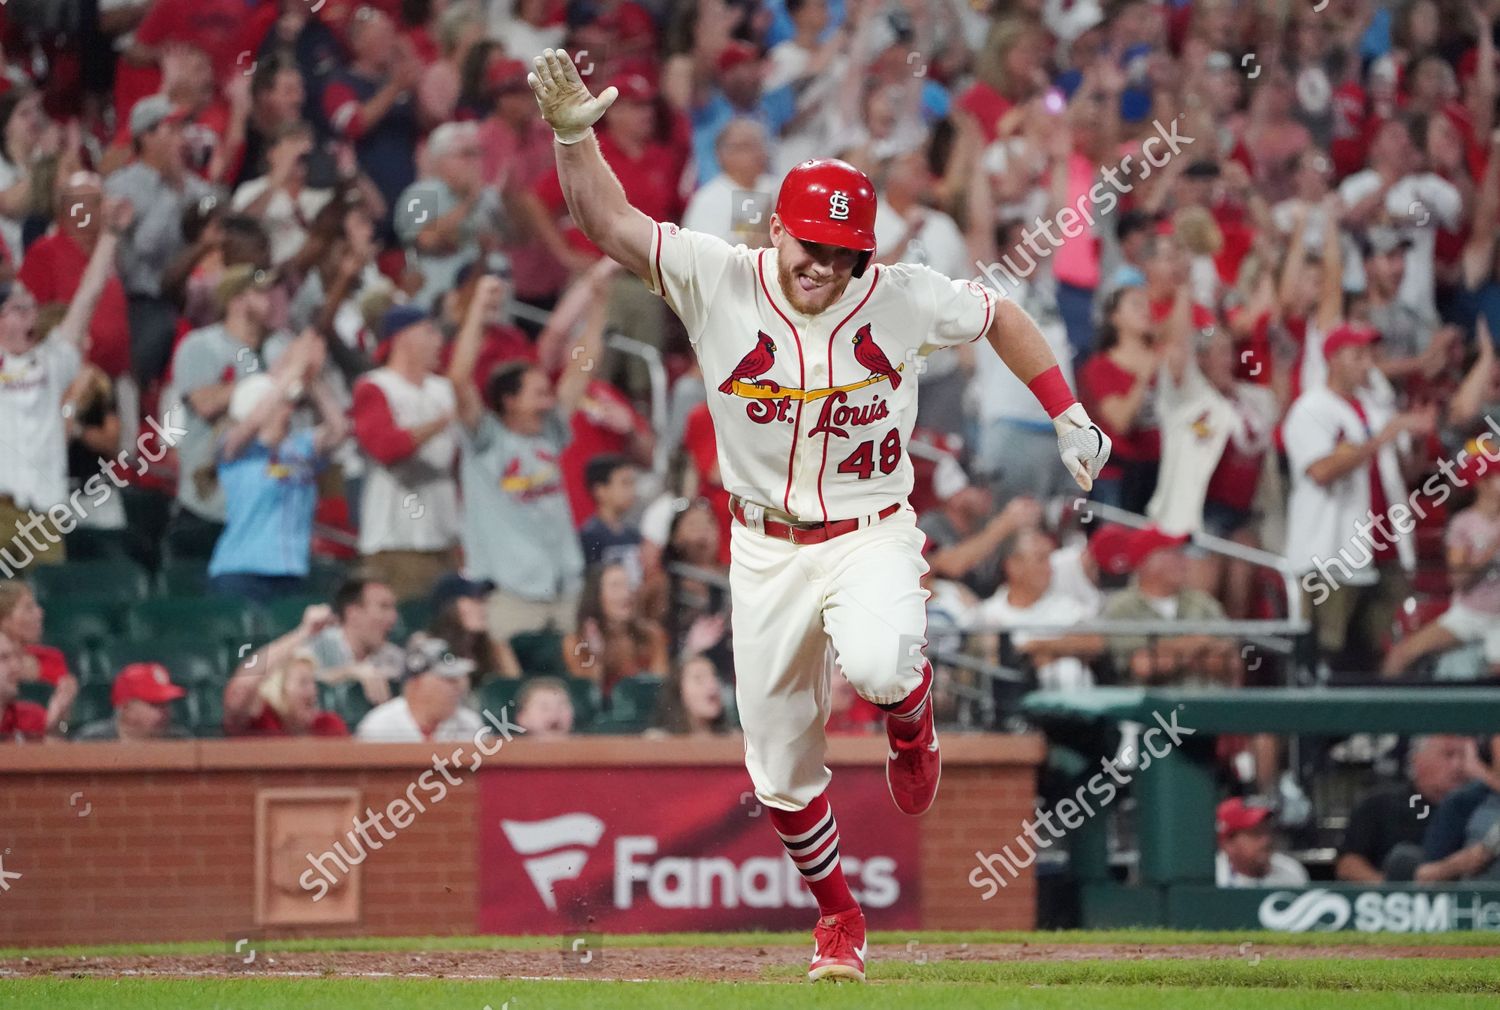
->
828, 190, 850, 221
501, 813, 606, 912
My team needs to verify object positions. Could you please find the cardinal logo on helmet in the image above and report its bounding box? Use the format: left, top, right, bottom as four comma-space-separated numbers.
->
828, 190, 850, 221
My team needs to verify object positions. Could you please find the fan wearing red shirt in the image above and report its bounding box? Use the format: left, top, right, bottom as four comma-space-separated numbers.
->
526, 71, 690, 270
133, 0, 266, 84
223, 605, 351, 737
0, 631, 46, 742
1078, 286, 1161, 513
956, 18, 1048, 142
0, 582, 78, 736
680, 402, 734, 566
19, 172, 132, 378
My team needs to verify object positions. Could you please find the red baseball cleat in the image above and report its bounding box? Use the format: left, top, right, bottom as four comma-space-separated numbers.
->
886, 711, 941, 815
808, 906, 867, 982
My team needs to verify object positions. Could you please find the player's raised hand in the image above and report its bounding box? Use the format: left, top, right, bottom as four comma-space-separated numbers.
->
529, 48, 618, 145
1053, 403, 1112, 493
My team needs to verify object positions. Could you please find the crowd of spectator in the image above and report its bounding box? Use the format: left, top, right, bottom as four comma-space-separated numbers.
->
1, 0, 1500, 885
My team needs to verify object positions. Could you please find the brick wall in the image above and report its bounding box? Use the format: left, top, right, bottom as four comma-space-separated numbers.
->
0, 736, 1039, 946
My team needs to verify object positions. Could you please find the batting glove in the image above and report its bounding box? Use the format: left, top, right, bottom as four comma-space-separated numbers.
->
528, 48, 617, 145
1053, 403, 1111, 493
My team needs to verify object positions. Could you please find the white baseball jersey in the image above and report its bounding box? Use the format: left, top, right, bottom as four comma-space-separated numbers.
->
647, 222, 999, 523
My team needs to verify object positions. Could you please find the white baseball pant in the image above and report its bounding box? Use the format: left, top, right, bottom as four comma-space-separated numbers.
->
730, 506, 929, 812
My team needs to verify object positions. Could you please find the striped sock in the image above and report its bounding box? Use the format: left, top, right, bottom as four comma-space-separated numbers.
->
768, 793, 858, 916
879, 661, 933, 743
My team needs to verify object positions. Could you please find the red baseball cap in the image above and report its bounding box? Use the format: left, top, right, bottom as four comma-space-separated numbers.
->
1216, 797, 1274, 841
1323, 323, 1380, 359
608, 71, 657, 103
485, 58, 530, 94
112, 662, 186, 708
717, 40, 760, 75
1455, 438, 1500, 486
1087, 524, 1189, 577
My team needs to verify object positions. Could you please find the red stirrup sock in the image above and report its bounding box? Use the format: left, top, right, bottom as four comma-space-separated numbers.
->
767, 792, 859, 916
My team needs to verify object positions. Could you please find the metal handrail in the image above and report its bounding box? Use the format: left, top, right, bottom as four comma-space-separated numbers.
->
970, 619, 1309, 637
1076, 500, 1308, 628
604, 332, 671, 476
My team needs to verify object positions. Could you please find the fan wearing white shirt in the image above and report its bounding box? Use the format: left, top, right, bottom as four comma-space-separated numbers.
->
1282, 324, 1434, 668
355, 634, 484, 743
970, 529, 1104, 692
1337, 118, 1462, 325
681, 119, 779, 247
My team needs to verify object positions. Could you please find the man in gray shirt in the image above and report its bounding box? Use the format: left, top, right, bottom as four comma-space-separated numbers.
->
104, 94, 216, 383
447, 275, 596, 639
394, 121, 506, 311
165, 266, 281, 557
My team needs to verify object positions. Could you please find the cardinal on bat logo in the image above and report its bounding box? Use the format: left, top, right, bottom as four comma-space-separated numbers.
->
851, 323, 901, 390
719, 331, 778, 394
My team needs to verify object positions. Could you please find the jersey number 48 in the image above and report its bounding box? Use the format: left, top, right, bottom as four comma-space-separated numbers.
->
836, 428, 901, 480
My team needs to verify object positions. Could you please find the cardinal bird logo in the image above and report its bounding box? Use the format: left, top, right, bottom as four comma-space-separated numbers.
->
852, 323, 901, 390
719, 331, 778, 394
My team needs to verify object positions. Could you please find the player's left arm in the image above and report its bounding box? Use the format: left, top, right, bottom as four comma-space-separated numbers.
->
984, 297, 1112, 492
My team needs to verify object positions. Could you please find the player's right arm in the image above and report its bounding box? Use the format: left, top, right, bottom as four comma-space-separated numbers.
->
529, 49, 654, 280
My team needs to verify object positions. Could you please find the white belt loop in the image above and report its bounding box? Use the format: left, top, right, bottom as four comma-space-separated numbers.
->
742, 500, 766, 535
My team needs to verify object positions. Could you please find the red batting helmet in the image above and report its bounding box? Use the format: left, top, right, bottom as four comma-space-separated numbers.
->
774, 158, 877, 278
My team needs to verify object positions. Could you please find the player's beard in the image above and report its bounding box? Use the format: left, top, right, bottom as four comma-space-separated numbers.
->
777, 257, 851, 316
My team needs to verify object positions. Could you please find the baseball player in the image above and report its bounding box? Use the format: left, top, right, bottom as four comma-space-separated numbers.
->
529, 50, 1111, 982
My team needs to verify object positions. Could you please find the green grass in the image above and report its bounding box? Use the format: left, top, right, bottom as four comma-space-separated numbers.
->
5, 931, 1497, 1010
3, 970, 1500, 1010
4, 927, 1498, 960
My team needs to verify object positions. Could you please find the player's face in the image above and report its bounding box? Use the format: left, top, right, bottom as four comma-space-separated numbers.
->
771, 219, 860, 316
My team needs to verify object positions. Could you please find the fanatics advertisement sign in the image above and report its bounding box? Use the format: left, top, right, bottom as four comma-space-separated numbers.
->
477, 767, 921, 933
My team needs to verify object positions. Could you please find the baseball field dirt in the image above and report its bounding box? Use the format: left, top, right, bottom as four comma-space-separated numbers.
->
2, 931, 1498, 1009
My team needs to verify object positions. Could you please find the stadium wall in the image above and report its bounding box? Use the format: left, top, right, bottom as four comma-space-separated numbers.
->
0, 736, 1041, 946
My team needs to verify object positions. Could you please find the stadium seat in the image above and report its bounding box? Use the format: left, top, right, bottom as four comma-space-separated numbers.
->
63, 527, 132, 561
96, 639, 229, 688
306, 557, 351, 597
190, 681, 225, 737
42, 601, 122, 645
325, 681, 374, 729
48, 634, 101, 684
261, 595, 329, 637
510, 630, 570, 678
17, 681, 53, 708
69, 683, 113, 730
155, 557, 210, 596
124, 597, 265, 645
30, 558, 151, 607
565, 677, 600, 729
477, 678, 522, 720
397, 599, 433, 639
609, 674, 664, 726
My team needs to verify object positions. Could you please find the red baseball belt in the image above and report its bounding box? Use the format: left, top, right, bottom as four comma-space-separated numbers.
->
729, 496, 901, 545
